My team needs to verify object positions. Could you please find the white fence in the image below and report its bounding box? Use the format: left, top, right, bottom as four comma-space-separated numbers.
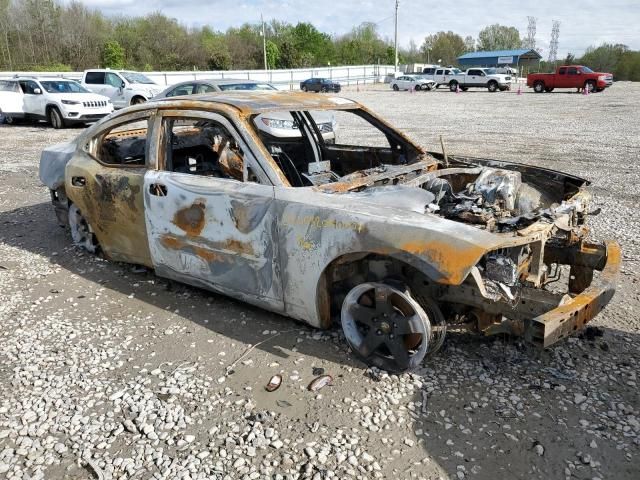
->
0, 64, 396, 90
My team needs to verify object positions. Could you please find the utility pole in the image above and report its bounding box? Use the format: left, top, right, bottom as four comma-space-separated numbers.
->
261, 14, 267, 70
394, 0, 399, 72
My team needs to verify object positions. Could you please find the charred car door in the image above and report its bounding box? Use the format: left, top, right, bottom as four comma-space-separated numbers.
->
66, 109, 156, 266
143, 111, 283, 310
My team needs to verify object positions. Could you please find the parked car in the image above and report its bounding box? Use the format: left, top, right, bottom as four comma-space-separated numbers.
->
445, 68, 512, 92
419, 67, 462, 88
81, 69, 162, 108
156, 79, 278, 98
527, 65, 613, 93
155, 79, 335, 142
390, 75, 437, 91
0, 79, 23, 124
299, 78, 341, 93
0, 76, 113, 128
38, 92, 620, 372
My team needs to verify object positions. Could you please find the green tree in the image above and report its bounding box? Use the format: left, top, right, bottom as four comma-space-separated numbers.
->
101, 40, 125, 68
420, 31, 466, 65
265, 40, 280, 69
477, 24, 522, 51
580, 43, 627, 73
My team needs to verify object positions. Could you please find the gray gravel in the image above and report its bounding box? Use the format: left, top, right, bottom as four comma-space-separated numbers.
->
0, 83, 639, 480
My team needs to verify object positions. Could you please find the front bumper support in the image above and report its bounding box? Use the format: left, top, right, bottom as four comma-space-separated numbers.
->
526, 241, 621, 347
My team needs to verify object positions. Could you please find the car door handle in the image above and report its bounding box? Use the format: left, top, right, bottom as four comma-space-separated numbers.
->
71, 176, 86, 187
149, 183, 167, 197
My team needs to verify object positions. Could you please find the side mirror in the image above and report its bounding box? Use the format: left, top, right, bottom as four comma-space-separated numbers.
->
577, 71, 582, 75
120, 81, 126, 89
33, 88, 42, 94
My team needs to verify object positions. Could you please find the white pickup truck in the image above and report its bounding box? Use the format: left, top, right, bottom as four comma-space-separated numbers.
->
81, 70, 163, 109
443, 68, 513, 92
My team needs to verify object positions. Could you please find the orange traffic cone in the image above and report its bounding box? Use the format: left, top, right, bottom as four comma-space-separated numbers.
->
583, 84, 590, 95
517, 84, 522, 95
455, 84, 460, 94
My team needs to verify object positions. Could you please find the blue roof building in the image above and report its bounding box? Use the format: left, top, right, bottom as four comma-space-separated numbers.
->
457, 49, 542, 67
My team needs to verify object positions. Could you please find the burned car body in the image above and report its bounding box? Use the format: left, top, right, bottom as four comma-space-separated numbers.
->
39, 92, 620, 372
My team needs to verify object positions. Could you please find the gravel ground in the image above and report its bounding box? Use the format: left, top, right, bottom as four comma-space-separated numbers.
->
0, 83, 639, 480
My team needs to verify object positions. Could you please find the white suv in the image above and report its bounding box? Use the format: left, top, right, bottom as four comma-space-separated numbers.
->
81, 70, 162, 109
0, 77, 113, 128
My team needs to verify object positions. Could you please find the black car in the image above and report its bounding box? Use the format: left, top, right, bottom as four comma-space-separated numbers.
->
299, 78, 341, 93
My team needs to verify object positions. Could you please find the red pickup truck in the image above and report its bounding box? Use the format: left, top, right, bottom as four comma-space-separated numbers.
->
527, 65, 613, 93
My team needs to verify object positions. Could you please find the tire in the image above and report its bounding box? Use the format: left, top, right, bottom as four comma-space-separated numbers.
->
341, 282, 432, 373
302, 86, 308, 92
487, 80, 498, 92
320, 86, 328, 93
392, 84, 399, 91
48, 107, 65, 129
533, 81, 545, 93
461, 87, 468, 91
544, 87, 554, 92
449, 81, 458, 92
131, 96, 146, 105
68, 204, 99, 254
585, 80, 596, 93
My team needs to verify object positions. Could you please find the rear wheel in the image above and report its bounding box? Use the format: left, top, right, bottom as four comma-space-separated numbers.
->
533, 81, 545, 93
302, 85, 308, 92
341, 282, 431, 373
68, 204, 99, 254
48, 107, 65, 129
392, 84, 399, 91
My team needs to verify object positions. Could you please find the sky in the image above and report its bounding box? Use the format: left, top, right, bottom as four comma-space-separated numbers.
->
68, 0, 640, 58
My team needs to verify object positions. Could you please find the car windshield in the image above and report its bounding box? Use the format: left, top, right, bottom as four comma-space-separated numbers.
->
0, 80, 20, 92
120, 72, 155, 84
251, 107, 426, 188
40, 80, 90, 94
485, 68, 497, 74
581, 66, 594, 73
218, 83, 277, 91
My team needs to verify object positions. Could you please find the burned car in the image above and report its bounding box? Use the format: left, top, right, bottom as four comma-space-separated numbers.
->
39, 92, 620, 372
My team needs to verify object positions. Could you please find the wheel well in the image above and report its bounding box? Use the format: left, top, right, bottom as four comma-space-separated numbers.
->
45, 104, 59, 115
316, 253, 438, 329
130, 95, 146, 104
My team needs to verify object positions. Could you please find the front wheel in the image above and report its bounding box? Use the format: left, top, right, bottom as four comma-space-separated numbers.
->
487, 81, 498, 92
320, 86, 328, 93
341, 282, 431, 373
449, 81, 459, 92
48, 107, 66, 129
585, 80, 596, 93
533, 81, 545, 93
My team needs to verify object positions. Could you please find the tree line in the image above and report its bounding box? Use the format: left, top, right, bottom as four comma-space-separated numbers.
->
0, 0, 638, 81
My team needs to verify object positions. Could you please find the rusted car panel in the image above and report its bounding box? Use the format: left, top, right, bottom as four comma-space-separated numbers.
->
144, 171, 283, 310
38, 91, 621, 372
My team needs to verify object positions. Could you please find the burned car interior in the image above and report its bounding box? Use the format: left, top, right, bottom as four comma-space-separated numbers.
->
39, 92, 620, 373
253, 108, 423, 187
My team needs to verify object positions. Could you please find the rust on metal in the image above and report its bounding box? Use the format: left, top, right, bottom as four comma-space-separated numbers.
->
173, 200, 206, 236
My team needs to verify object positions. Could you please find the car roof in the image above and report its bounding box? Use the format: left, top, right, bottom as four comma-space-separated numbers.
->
153, 91, 358, 114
